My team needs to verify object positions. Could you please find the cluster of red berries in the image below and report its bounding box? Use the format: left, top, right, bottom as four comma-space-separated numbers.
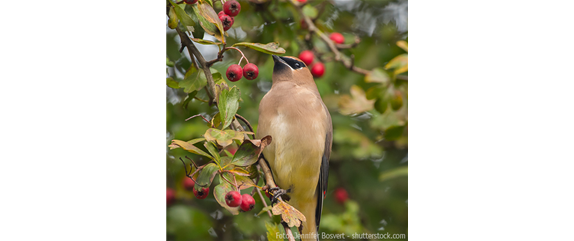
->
298, 50, 325, 78
168, 176, 256, 212
218, 0, 241, 31
225, 191, 256, 212
226, 63, 259, 82
183, 0, 198, 4
297, 32, 344, 78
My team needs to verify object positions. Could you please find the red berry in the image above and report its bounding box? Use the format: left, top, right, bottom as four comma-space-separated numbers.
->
334, 188, 348, 204
218, 11, 225, 18
193, 187, 209, 199
219, 14, 234, 31
329, 32, 345, 44
297, 0, 307, 3
311, 62, 325, 78
167, 188, 175, 206
226, 64, 243, 82
240, 194, 255, 211
223, 0, 241, 17
243, 63, 259, 80
225, 191, 243, 207
183, 177, 195, 191
184, 0, 198, 4
298, 50, 314, 66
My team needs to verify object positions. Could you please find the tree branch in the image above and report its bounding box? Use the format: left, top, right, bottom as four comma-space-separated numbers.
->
175, 27, 217, 103
297, 5, 370, 75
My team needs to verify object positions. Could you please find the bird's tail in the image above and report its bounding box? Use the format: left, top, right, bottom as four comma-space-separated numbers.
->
296, 199, 319, 241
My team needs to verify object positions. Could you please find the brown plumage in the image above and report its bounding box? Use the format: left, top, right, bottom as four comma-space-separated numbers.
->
257, 55, 333, 240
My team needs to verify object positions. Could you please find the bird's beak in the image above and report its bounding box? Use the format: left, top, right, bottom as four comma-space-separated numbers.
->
272, 55, 287, 65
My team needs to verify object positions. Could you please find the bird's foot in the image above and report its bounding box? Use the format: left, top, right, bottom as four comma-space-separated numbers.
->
269, 187, 291, 205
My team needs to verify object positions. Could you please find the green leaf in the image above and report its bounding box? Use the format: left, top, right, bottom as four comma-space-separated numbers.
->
265, 222, 283, 241
230, 140, 259, 166
182, 91, 198, 109
166, 57, 175, 67
379, 166, 408, 182
384, 125, 405, 140
365, 67, 390, 85
232, 42, 286, 55
204, 128, 250, 148
190, 38, 222, 45
221, 173, 255, 190
179, 68, 207, 93
195, 163, 219, 190
217, 86, 240, 129
214, 180, 240, 215
192, 2, 226, 43
166, 77, 179, 89
366, 85, 385, 100
302, 4, 318, 18
203, 142, 221, 165
168, 0, 195, 32
168, 138, 211, 158
211, 68, 225, 85
374, 96, 389, 114
168, 7, 178, 29
210, 113, 221, 128
390, 89, 403, 110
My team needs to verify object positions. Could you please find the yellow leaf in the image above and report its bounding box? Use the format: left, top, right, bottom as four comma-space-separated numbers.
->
385, 54, 408, 75
338, 85, 375, 115
396, 40, 408, 52
271, 200, 306, 228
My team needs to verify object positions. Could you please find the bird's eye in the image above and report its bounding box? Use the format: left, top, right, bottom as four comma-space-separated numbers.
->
294, 63, 300, 68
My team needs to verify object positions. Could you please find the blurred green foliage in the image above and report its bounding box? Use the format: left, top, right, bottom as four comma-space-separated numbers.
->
167, 0, 407, 240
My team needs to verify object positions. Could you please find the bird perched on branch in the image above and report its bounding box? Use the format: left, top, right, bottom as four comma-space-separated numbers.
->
257, 55, 332, 240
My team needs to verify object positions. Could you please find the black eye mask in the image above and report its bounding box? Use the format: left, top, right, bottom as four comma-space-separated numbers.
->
282, 57, 306, 70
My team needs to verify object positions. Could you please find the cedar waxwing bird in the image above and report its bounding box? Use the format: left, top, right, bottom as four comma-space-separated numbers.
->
257, 55, 333, 240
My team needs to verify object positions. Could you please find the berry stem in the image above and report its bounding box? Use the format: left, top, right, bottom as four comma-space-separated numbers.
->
225, 47, 249, 65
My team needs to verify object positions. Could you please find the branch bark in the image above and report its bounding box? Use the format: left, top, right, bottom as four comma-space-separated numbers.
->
175, 27, 217, 103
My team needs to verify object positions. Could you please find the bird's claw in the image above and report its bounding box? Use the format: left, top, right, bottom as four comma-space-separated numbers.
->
270, 187, 290, 205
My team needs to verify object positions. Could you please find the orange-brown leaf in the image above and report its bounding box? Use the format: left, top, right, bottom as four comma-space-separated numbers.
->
271, 200, 306, 228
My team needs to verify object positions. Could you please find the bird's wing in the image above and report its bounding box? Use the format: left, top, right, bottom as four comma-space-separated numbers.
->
315, 102, 333, 232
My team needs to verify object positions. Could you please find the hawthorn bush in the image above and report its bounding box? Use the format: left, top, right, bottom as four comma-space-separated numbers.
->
166, 0, 408, 240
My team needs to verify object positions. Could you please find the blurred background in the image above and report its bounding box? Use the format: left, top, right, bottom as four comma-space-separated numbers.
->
166, 0, 407, 240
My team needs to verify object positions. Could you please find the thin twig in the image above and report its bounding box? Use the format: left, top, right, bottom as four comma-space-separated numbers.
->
256, 186, 272, 218
220, 172, 237, 187
179, 157, 190, 176
194, 96, 209, 103
185, 156, 199, 169
235, 114, 256, 139
185, 114, 210, 124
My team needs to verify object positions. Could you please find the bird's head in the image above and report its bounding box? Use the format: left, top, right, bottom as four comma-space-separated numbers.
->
272, 55, 313, 84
